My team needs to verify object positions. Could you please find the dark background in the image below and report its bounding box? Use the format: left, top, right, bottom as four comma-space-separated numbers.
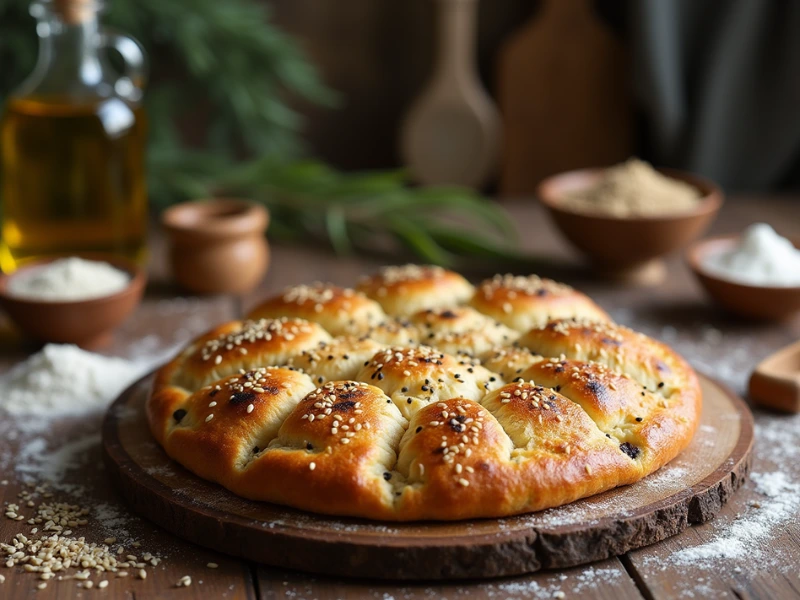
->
268, 0, 800, 192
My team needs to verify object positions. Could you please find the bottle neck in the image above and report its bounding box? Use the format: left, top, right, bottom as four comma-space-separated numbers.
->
19, 3, 106, 98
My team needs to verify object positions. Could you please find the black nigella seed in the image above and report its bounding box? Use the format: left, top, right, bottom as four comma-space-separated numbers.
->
343, 354, 349, 360
407, 398, 413, 404
421, 385, 429, 392
555, 386, 561, 392
327, 355, 334, 361
386, 399, 391, 404
364, 361, 369, 366
209, 389, 219, 397
641, 392, 646, 396
401, 387, 408, 393
416, 426, 423, 433
377, 372, 385, 380
606, 433, 612, 439
306, 443, 313, 450
635, 417, 643, 422
383, 472, 392, 481
318, 376, 324, 383
658, 382, 665, 388
489, 377, 496, 382
253, 446, 260, 454
620, 442, 641, 459
172, 409, 187, 423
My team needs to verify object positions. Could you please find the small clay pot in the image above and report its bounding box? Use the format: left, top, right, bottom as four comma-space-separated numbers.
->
162, 199, 270, 295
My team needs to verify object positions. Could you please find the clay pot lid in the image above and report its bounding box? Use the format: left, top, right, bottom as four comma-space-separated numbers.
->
162, 199, 269, 241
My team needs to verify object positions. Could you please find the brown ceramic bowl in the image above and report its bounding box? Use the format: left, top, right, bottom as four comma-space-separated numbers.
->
0, 255, 146, 348
538, 168, 723, 282
162, 199, 270, 295
687, 235, 800, 321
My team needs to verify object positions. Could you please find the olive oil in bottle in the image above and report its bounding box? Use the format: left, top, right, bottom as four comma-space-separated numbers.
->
0, 0, 148, 272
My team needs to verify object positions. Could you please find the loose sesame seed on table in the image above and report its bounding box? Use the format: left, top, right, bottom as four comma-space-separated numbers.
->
0, 197, 799, 600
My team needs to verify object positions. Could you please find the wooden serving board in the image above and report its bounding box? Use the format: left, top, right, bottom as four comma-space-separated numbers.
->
102, 373, 753, 581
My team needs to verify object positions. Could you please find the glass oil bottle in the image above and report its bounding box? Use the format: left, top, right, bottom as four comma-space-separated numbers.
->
0, 0, 148, 272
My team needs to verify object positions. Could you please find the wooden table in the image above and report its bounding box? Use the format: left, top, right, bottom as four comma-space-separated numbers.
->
0, 197, 798, 599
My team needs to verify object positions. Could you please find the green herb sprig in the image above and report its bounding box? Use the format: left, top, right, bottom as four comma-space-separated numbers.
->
186, 159, 534, 268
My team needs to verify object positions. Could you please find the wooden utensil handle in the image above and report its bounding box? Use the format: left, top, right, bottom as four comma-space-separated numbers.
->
433, 0, 479, 89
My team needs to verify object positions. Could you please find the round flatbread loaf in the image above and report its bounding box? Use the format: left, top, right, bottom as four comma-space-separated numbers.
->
148, 266, 701, 521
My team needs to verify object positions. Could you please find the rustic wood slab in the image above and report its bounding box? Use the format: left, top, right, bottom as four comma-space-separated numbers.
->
102, 372, 753, 580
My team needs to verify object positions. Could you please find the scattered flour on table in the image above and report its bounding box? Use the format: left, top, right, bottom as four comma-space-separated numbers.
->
0, 344, 147, 417
15, 433, 100, 485
651, 470, 800, 567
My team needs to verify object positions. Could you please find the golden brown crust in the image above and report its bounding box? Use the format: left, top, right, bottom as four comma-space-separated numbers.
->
168, 318, 332, 391
147, 269, 702, 521
247, 283, 386, 336
469, 274, 610, 331
518, 318, 702, 475
357, 264, 474, 316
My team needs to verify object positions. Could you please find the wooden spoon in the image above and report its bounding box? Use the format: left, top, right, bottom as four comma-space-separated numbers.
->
400, 0, 501, 188
749, 340, 800, 413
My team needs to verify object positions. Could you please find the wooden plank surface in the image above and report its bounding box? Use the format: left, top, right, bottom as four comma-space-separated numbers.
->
1, 196, 799, 599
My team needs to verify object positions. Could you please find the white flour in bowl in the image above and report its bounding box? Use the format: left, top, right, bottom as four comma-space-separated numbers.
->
7, 257, 130, 301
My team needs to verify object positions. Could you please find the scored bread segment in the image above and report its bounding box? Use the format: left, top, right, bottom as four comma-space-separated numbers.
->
407, 306, 519, 356
288, 336, 385, 385
357, 265, 474, 316
240, 381, 407, 518
469, 274, 611, 331
161, 367, 316, 488
247, 283, 386, 336
356, 346, 502, 420
172, 318, 332, 390
395, 399, 515, 520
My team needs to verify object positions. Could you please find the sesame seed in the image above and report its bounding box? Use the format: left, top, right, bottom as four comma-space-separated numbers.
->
98, 580, 109, 589
458, 478, 470, 487
205, 414, 214, 422
246, 404, 254, 413
309, 462, 316, 471
207, 562, 218, 568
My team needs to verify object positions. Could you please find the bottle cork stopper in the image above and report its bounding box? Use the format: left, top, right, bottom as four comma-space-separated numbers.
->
52, 0, 96, 24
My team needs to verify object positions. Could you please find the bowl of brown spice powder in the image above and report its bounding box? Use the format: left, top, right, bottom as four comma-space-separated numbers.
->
537, 159, 723, 284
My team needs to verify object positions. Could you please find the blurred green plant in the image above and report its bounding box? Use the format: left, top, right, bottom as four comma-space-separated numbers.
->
0, 0, 528, 266
185, 158, 528, 268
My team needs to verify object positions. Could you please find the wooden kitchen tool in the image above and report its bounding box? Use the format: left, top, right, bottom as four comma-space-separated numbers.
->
749, 340, 800, 413
400, 0, 501, 188
497, 0, 633, 197
103, 372, 752, 580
